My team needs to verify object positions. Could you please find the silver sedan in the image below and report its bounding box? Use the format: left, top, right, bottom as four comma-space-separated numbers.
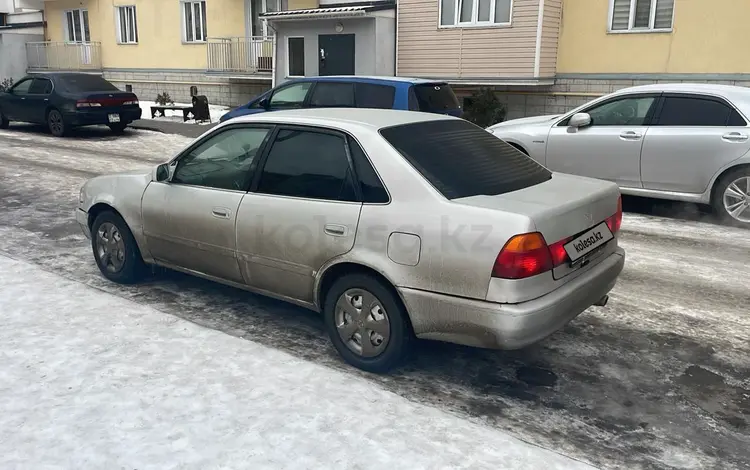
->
76, 109, 625, 372
488, 83, 750, 227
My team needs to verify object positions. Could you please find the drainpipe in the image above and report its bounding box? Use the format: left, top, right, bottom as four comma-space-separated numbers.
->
393, 3, 398, 76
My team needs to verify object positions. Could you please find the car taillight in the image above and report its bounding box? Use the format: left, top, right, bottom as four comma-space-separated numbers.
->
547, 237, 571, 267
492, 232, 553, 279
605, 195, 623, 234
76, 100, 102, 108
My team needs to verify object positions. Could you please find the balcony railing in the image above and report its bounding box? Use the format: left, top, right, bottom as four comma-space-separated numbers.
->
207, 37, 274, 74
26, 42, 103, 72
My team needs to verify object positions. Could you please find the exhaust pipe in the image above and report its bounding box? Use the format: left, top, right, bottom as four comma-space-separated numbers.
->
594, 295, 609, 307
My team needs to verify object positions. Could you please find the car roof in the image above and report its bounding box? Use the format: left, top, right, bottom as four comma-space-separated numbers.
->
614, 82, 750, 99
225, 108, 456, 130
289, 76, 446, 85
609, 82, 750, 115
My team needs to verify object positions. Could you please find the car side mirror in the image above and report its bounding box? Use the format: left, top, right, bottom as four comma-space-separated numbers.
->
569, 113, 592, 128
258, 97, 269, 110
155, 163, 170, 182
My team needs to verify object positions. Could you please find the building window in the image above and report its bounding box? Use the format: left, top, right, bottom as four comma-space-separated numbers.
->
610, 0, 674, 32
0, 13, 7, 27
182, 0, 207, 42
116, 6, 138, 44
287, 37, 305, 77
440, 0, 511, 27
65, 9, 91, 43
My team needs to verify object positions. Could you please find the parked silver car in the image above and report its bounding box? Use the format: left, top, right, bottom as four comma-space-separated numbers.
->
488, 84, 750, 227
76, 109, 625, 372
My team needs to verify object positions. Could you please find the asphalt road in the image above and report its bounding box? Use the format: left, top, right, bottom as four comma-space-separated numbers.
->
0, 124, 748, 470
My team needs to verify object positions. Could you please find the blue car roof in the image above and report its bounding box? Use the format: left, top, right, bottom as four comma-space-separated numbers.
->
285, 76, 447, 86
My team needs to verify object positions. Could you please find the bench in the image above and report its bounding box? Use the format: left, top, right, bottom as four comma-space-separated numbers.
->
150, 105, 195, 122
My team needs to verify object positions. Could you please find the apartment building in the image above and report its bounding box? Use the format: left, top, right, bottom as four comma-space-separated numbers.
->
33, 0, 396, 106
398, 0, 750, 119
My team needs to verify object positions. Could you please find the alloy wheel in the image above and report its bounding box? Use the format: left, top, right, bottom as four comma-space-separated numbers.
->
334, 288, 391, 358
722, 176, 750, 223
48, 111, 64, 136
96, 222, 126, 273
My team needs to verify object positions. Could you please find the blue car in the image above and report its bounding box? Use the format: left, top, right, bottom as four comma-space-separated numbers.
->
219, 76, 462, 122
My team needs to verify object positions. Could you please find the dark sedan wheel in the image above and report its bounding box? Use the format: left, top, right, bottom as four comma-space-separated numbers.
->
47, 109, 66, 137
91, 211, 147, 284
324, 273, 413, 373
0, 109, 9, 129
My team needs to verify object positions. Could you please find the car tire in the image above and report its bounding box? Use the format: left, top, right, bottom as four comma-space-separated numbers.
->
712, 166, 750, 228
90, 211, 147, 284
323, 273, 413, 373
109, 123, 127, 134
47, 109, 66, 137
0, 108, 9, 129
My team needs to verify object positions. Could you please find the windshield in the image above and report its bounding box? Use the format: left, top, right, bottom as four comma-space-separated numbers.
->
411, 84, 460, 113
58, 75, 120, 93
380, 119, 551, 199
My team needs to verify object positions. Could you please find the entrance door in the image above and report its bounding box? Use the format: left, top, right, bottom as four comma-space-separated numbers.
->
318, 34, 355, 76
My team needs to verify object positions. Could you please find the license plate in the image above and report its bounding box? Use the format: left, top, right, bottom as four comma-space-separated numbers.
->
563, 222, 614, 262
108, 114, 120, 123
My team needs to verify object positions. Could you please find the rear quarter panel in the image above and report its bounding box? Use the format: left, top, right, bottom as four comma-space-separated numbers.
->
320, 128, 535, 301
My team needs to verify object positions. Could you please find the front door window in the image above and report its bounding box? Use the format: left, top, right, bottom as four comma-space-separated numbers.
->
268, 82, 312, 110
65, 9, 90, 43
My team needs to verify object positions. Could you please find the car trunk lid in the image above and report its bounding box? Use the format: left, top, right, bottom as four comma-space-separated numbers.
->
453, 173, 621, 280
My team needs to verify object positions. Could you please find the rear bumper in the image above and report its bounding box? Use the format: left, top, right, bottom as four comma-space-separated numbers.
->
400, 247, 625, 350
64, 108, 142, 126
76, 208, 90, 239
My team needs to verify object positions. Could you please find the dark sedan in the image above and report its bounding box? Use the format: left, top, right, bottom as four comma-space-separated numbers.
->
0, 73, 141, 137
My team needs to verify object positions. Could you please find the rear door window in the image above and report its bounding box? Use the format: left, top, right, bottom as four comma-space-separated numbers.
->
58, 75, 119, 93
354, 83, 395, 109
29, 78, 53, 95
410, 83, 460, 113
309, 82, 355, 107
257, 128, 357, 201
380, 119, 551, 199
654, 95, 743, 126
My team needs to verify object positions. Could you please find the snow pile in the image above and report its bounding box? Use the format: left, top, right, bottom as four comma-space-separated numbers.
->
139, 100, 230, 124
0, 254, 594, 470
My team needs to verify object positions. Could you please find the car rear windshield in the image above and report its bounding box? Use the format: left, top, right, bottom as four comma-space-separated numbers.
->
379, 119, 552, 200
411, 83, 460, 113
57, 75, 120, 93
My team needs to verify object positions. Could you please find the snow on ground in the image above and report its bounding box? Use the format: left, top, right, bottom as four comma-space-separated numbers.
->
139, 100, 230, 124
0, 254, 595, 470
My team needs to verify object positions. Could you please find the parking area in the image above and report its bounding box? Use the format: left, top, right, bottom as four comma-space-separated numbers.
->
0, 125, 748, 469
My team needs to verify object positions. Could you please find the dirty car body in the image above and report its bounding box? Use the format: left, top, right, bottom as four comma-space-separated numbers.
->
77, 108, 625, 372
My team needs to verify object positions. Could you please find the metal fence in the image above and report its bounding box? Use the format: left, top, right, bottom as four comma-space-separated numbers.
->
25, 42, 103, 71
207, 37, 274, 74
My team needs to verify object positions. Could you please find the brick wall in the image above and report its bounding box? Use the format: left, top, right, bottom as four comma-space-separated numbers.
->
456, 77, 750, 122
103, 70, 271, 107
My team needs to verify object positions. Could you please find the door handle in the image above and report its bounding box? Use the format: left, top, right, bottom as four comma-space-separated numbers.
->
211, 207, 231, 219
324, 224, 347, 237
619, 131, 642, 140
722, 132, 748, 142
